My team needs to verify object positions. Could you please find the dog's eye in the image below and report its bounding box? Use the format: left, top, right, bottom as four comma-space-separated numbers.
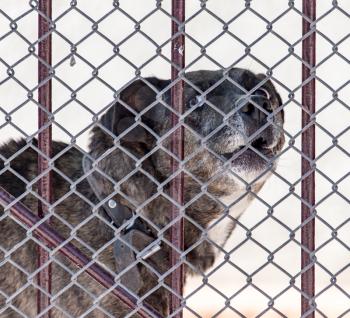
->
189, 95, 204, 108
254, 88, 270, 100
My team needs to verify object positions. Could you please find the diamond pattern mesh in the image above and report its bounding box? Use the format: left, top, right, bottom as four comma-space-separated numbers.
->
0, 1, 349, 317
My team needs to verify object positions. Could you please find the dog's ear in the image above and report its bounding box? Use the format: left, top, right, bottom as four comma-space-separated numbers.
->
100, 77, 170, 144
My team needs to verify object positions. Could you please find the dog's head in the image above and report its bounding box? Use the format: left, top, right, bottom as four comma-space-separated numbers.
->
95, 68, 285, 195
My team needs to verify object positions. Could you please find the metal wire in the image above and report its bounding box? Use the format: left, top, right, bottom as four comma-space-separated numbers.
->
0, 1, 349, 317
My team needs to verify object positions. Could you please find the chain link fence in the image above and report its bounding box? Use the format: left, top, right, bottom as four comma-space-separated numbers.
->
0, 1, 349, 317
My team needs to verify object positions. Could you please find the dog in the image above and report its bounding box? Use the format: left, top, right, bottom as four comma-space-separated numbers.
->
0, 68, 284, 317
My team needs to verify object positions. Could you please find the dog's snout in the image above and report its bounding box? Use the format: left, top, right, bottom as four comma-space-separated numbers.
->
234, 96, 276, 149
239, 99, 270, 125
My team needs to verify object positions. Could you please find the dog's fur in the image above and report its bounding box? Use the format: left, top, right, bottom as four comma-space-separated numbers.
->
0, 69, 284, 317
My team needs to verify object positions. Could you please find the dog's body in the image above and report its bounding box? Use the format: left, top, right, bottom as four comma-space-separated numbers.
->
0, 69, 284, 317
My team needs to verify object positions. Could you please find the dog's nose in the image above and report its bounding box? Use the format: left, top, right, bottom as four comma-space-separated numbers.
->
236, 96, 274, 147
239, 98, 270, 125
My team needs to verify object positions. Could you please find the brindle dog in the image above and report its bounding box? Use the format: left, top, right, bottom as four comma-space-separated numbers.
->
0, 68, 285, 317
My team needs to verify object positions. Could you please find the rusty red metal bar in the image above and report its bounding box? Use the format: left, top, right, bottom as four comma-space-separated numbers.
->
301, 1, 316, 317
0, 187, 162, 318
170, 1, 186, 317
37, 0, 53, 316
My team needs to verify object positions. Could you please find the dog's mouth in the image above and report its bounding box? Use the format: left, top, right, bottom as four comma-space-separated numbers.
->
221, 137, 275, 163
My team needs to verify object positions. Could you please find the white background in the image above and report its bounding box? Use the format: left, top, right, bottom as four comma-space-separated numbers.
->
0, 1, 349, 317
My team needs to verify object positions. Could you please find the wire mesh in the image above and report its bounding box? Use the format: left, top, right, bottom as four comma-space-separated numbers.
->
0, 1, 349, 317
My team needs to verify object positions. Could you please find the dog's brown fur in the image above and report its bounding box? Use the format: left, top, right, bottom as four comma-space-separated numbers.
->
0, 69, 285, 317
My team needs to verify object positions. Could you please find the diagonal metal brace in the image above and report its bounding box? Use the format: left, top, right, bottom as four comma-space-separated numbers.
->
0, 186, 163, 318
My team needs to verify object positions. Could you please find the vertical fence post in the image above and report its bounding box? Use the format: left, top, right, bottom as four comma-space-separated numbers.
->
37, 0, 52, 316
301, 1, 316, 317
170, 0, 185, 317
